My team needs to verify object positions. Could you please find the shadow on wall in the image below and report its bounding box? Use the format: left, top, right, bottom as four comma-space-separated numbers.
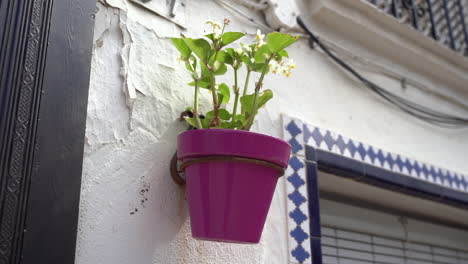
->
130, 121, 191, 258
77, 120, 191, 264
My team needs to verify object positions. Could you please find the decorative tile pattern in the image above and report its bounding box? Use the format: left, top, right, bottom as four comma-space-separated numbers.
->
283, 115, 305, 156
285, 155, 311, 264
302, 122, 468, 193
283, 114, 468, 264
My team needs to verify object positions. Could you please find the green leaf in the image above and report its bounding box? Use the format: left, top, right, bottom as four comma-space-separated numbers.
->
219, 119, 242, 129
187, 76, 211, 89
217, 93, 224, 105
240, 89, 274, 115
184, 117, 198, 128
266, 32, 299, 53
205, 110, 215, 120
218, 83, 230, 104
251, 63, 267, 73
201, 113, 213, 128
200, 63, 210, 77
225, 48, 235, 57
215, 51, 226, 62
191, 56, 198, 70
223, 51, 234, 65
213, 62, 227, 75
230, 114, 247, 128
215, 51, 233, 65
221, 32, 245, 46
205, 33, 216, 42
235, 114, 246, 123
205, 109, 231, 121
171, 38, 191, 59
184, 60, 194, 72
277, 50, 289, 57
254, 45, 271, 63
219, 121, 234, 129
241, 54, 252, 65
183, 38, 212, 62
219, 109, 232, 120
240, 94, 254, 115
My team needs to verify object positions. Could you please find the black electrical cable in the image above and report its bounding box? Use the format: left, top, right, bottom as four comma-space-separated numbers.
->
297, 17, 468, 128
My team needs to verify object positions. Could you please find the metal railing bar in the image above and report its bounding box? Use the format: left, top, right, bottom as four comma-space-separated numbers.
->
392, 0, 401, 18
443, 0, 456, 49
367, 0, 468, 55
457, 0, 468, 53
410, 0, 420, 29
426, 0, 438, 39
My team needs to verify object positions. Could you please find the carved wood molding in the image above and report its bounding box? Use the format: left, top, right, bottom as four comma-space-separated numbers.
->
0, 0, 53, 263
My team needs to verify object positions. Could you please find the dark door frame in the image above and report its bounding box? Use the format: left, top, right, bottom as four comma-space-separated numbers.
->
0, 0, 95, 263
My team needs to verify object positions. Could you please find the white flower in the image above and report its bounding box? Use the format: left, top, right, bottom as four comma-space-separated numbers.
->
235, 47, 244, 56
286, 59, 296, 69
240, 43, 251, 53
255, 29, 265, 46
206, 20, 221, 33
269, 60, 280, 74
255, 29, 265, 41
269, 58, 296, 77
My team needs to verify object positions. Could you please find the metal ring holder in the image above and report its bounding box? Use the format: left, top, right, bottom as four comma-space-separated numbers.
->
170, 152, 285, 186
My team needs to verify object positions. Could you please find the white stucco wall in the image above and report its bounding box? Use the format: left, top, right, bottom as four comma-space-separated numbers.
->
76, 1, 468, 263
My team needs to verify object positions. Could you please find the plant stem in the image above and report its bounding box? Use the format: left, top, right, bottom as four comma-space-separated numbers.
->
240, 69, 251, 115
207, 37, 223, 127
244, 60, 270, 130
242, 69, 251, 97
209, 70, 220, 127
231, 68, 239, 121
193, 79, 202, 129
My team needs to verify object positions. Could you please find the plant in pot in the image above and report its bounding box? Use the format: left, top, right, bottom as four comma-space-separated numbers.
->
171, 19, 298, 243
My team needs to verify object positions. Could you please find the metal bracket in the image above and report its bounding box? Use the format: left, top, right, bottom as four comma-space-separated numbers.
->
170, 152, 186, 185
401, 78, 407, 90
170, 152, 286, 186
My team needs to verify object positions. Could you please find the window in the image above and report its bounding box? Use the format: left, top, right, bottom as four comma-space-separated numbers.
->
321, 198, 468, 264
322, 226, 468, 264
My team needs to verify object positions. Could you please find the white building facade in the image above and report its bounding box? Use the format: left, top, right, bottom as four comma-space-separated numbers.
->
77, 0, 468, 263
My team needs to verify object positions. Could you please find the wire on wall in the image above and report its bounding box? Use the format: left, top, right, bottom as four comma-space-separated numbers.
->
297, 17, 468, 129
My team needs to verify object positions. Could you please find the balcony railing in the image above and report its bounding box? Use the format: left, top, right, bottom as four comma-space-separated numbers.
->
366, 0, 468, 56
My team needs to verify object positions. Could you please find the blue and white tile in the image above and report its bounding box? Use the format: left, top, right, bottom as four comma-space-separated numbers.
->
295, 116, 468, 195
412, 160, 423, 180
285, 156, 312, 264
408, 159, 419, 179
383, 151, 393, 170
434, 167, 443, 185
453, 173, 466, 191
353, 142, 367, 162
282, 115, 305, 156
461, 175, 468, 192
404, 158, 416, 177
330, 132, 342, 155
336, 134, 350, 157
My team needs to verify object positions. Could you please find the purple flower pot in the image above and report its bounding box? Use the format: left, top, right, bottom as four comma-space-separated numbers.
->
177, 129, 291, 243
